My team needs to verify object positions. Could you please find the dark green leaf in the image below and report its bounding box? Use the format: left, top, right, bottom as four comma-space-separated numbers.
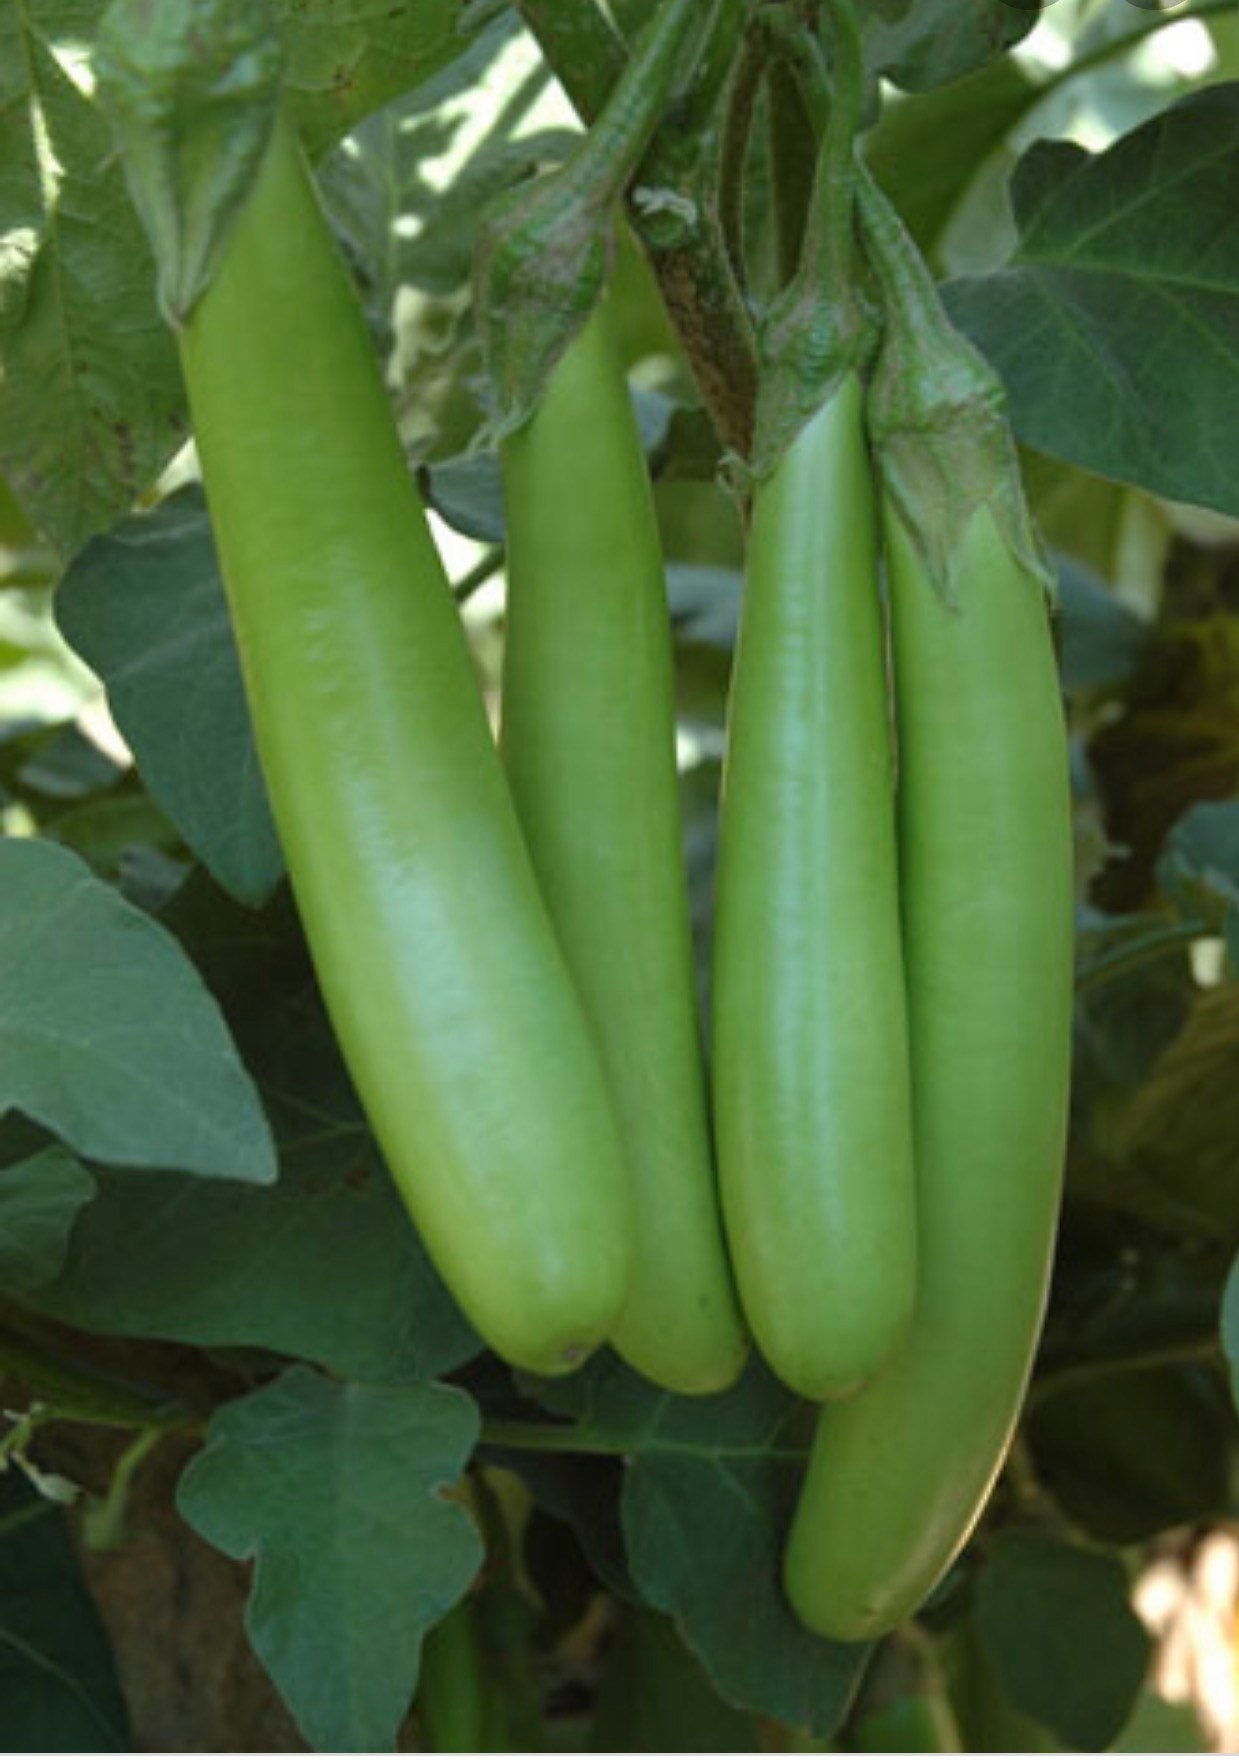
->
1057, 555, 1148, 694
45, 792, 183, 880
0, 839, 276, 1184
56, 488, 282, 908
1161, 801, 1239, 966
976, 1532, 1150, 1750
1100, 986, 1239, 1242
946, 85, 1239, 519
526, 1354, 868, 1740
1222, 1253, 1239, 1412
1027, 1364, 1234, 1543
424, 455, 507, 544
863, 0, 1036, 94
0, 1147, 95, 1291
177, 1367, 483, 1752
490, 1451, 631, 1599
29, 870, 478, 1380
33, 1150, 477, 1383
668, 564, 741, 650
590, 1606, 760, 1751
0, 1479, 130, 1751
1113, 1689, 1211, 1752
13, 726, 124, 805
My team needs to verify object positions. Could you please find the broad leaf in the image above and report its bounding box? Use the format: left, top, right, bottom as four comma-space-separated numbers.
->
589, 1607, 760, 1751
280, 0, 492, 157
0, 1479, 130, 1751
29, 876, 477, 1381
34, 1149, 478, 1384
946, 85, 1239, 519
525, 1354, 868, 1741
863, 0, 1036, 94
177, 1367, 483, 1752
0, 839, 276, 1183
1027, 1363, 1234, 1543
0, 1147, 95, 1291
56, 489, 282, 907
1055, 555, 1148, 694
866, 56, 1039, 254
0, 1, 184, 553
976, 1532, 1150, 1751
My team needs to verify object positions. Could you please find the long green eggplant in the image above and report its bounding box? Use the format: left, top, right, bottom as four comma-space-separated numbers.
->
712, 371, 917, 1399
501, 297, 746, 1394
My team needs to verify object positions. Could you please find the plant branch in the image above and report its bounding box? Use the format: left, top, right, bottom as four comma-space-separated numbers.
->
519, 0, 761, 457
1027, 1335, 1221, 1412
480, 1417, 809, 1463
630, 0, 761, 456
1075, 916, 1210, 994
515, 0, 623, 119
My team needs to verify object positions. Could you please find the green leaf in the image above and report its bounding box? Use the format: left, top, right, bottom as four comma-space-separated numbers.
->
279, 0, 490, 159
12, 725, 124, 805
862, 0, 1036, 94
945, 84, 1239, 520
525, 1354, 868, 1741
0, 1479, 130, 1751
44, 791, 185, 885
0, 1147, 95, 1291
1222, 1253, 1239, 1411
1027, 1364, 1234, 1543
976, 1532, 1151, 1751
0, 839, 276, 1184
1113, 1689, 1211, 1752
1056, 554, 1148, 694
1161, 801, 1239, 967
1101, 986, 1239, 1242
590, 1606, 760, 1751
28, 872, 478, 1381
56, 488, 283, 908
33, 1149, 477, 1383
0, 1, 184, 552
866, 56, 1039, 255
491, 1450, 631, 1599
424, 455, 507, 545
176, 1367, 483, 1752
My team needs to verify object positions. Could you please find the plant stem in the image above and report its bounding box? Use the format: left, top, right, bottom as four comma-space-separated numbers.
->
480, 1417, 810, 1462
810, 0, 865, 286
1027, 1335, 1221, 1411
518, 0, 760, 456
480, 1419, 617, 1456
515, 0, 623, 119
82, 1423, 173, 1550
452, 546, 504, 606
1075, 917, 1210, 994
633, 0, 760, 456
0, 1315, 187, 1430
718, 24, 767, 293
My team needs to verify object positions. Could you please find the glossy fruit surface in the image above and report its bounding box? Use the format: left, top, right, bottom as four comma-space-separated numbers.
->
713, 371, 917, 1399
501, 298, 745, 1393
784, 500, 1074, 1638
179, 116, 634, 1374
